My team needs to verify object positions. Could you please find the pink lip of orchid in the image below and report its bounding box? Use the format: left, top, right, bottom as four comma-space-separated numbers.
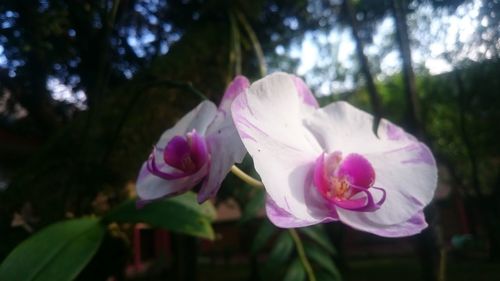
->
231, 72, 437, 237
136, 76, 249, 203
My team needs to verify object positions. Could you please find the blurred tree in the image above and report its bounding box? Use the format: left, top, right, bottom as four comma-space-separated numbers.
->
0, 0, 326, 263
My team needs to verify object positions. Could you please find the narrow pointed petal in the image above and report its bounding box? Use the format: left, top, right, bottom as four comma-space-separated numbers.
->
219, 76, 250, 113
292, 75, 319, 108
197, 112, 246, 202
196, 77, 249, 202
378, 119, 417, 142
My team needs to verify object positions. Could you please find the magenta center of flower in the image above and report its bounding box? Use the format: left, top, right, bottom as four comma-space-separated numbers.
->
313, 151, 385, 211
147, 129, 209, 180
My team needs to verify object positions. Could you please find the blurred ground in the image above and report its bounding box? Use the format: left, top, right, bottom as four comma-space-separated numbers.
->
195, 257, 500, 281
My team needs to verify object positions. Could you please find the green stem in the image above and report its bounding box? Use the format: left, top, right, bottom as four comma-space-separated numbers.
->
230, 165, 264, 188
228, 11, 242, 78
289, 229, 317, 281
141, 79, 208, 101
230, 166, 316, 281
235, 10, 268, 77
438, 248, 447, 281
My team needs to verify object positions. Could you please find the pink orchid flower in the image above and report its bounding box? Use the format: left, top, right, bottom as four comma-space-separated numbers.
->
231, 72, 437, 237
136, 76, 249, 203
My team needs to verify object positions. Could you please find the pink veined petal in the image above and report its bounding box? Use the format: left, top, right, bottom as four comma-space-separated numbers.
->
378, 118, 417, 142
292, 75, 319, 109
334, 144, 436, 226
218, 75, 250, 113
346, 142, 436, 225
197, 111, 247, 203
136, 161, 209, 200
136, 101, 216, 201
304, 101, 437, 225
266, 196, 336, 228
232, 73, 323, 221
196, 77, 249, 202
304, 101, 392, 154
338, 210, 428, 237
232, 72, 322, 154
156, 100, 218, 149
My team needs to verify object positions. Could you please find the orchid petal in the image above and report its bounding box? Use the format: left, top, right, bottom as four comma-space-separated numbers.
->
147, 152, 191, 180
334, 185, 386, 212
136, 162, 208, 200
157, 100, 217, 149
266, 196, 336, 228
337, 153, 375, 187
292, 75, 319, 109
378, 119, 417, 142
163, 136, 192, 170
219, 75, 250, 113
197, 111, 247, 202
188, 130, 210, 168
136, 101, 216, 201
338, 210, 428, 237
195, 77, 249, 202
304, 101, 392, 154
347, 142, 437, 225
232, 73, 323, 221
304, 101, 437, 225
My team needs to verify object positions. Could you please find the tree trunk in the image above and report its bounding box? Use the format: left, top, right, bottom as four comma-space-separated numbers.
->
1, 6, 232, 226
392, 2, 440, 280
343, 0, 383, 131
454, 69, 500, 260
392, 0, 422, 137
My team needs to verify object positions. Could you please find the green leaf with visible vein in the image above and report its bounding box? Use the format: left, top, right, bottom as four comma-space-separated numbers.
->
0, 217, 105, 281
105, 192, 215, 239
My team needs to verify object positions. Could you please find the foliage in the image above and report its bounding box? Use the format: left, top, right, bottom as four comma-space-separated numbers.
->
105, 192, 216, 240
0, 192, 216, 281
250, 221, 341, 281
0, 218, 104, 281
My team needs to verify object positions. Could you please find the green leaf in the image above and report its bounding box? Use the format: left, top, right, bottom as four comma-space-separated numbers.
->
0, 217, 105, 281
105, 192, 215, 240
267, 231, 294, 266
251, 220, 276, 254
283, 258, 306, 281
299, 226, 336, 255
169, 191, 217, 220
305, 242, 342, 281
240, 188, 265, 223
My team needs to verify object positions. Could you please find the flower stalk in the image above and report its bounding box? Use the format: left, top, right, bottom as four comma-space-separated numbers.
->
289, 229, 317, 281
230, 165, 317, 281
230, 165, 264, 188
